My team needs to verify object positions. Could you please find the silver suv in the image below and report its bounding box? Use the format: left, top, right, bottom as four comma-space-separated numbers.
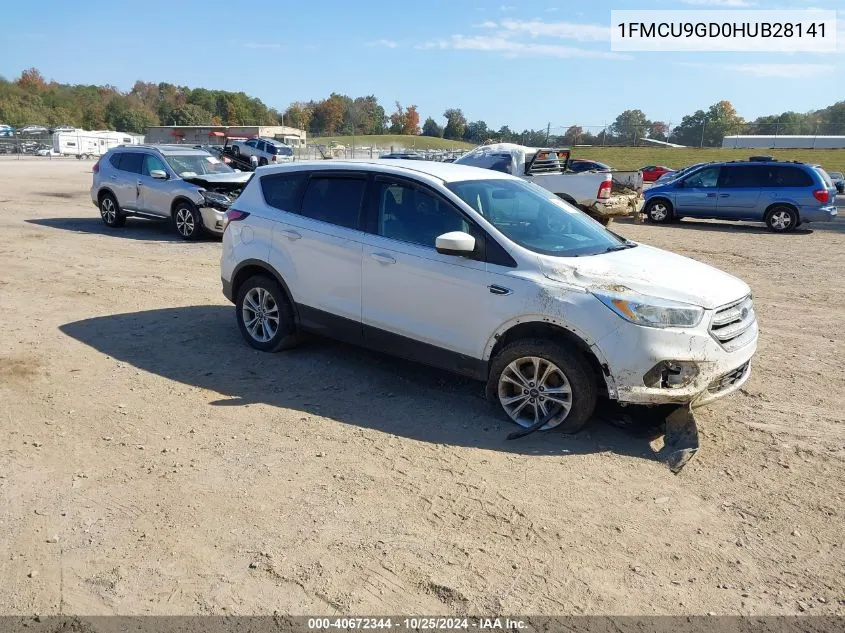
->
230, 137, 294, 166
90, 145, 252, 239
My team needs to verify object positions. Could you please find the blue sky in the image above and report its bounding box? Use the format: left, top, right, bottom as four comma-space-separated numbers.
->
1, 0, 843, 130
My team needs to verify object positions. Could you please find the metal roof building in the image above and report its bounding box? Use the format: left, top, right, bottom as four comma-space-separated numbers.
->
722, 135, 845, 149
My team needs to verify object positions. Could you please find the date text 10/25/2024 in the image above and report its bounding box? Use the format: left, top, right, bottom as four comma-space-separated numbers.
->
307, 618, 527, 630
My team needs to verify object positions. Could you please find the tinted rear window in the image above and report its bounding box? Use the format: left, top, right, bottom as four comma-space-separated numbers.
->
719, 165, 766, 188
299, 177, 365, 229
118, 153, 143, 174
260, 172, 306, 212
765, 165, 814, 187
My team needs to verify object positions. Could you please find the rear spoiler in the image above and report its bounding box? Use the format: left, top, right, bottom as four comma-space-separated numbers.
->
525, 148, 571, 175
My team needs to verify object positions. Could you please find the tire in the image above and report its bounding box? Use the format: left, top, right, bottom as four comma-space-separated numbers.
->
259, 157, 268, 166
172, 201, 202, 240
233, 146, 240, 157
235, 275, 299, 352
99, 192, 126, 228
644, 198, 673, 223
486, 338, 597, 434
765, 205, 798, 233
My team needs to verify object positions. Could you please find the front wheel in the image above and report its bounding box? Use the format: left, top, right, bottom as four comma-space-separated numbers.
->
644, 199, 673, 223
486, 339, 597, 434
765, 205, 797, 233
235, 275, 299, 352
173, 202, 202, 240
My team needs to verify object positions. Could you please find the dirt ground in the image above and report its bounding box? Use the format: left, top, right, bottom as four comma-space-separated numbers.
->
0, 157, 843, 616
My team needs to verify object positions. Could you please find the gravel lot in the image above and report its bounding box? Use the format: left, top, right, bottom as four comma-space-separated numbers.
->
1, 158, 843, 615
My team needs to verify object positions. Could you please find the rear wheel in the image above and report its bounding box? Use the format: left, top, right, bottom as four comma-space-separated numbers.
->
259, 157, 268, 166
99, 193, 126, 228
235, 275, 299, 352
645, 198, 673, 223
486, 339, 597, 434
765, 205, 797, 233
173, 202, 202, 240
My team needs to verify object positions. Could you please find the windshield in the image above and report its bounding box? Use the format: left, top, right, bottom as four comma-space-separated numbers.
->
165, 153, 234, 177
829, 172, 843, 179
447, 178, 628, 257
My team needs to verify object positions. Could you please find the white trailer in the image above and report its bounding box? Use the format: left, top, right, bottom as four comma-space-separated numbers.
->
53, 130, 139, 158
722, 135, 845, 149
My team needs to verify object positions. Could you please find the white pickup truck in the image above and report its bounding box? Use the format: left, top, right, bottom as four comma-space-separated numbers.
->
454, 143, 643, 224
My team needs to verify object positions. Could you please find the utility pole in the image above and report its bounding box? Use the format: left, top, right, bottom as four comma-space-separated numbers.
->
699, 121, 706, 148
545, 122, 551, 145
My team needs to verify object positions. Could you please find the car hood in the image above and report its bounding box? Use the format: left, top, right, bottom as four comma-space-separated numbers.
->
182, 172, 251, 192
539, 244, 750, 309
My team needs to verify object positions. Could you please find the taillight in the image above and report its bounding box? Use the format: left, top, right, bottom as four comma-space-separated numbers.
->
271, 155, 277, 162
597, 179, 612, 200
226, 209, 250, 222
813, 189, 830, 203
92, 159, 100, 173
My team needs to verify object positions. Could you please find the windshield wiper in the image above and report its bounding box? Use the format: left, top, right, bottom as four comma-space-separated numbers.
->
604, 242, 637, 253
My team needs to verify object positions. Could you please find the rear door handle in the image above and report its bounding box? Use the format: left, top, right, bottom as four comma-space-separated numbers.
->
488, 284, 512, 296
719, 193, 730, 198
278, 229, 302, 240
370, 253, 396, 265
706, 193, 717, 198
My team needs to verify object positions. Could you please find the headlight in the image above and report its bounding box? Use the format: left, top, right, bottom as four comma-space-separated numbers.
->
593, 291, 704, 328
200, 190, 231, 207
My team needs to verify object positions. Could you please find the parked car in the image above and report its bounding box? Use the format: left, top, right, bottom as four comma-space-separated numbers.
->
640, 165, 674, 182
0, 124, 14, 137
90, 145, 251, 239
380, 152, 425, 160
50, 125, 76, 134
568, 159, 612, 173
230, 137, 293, 165
36, 148, 60, 157
828, 171, 844, 194
220, 160, 758, 433
17, 125, 49, 135
643, 158, 838, 232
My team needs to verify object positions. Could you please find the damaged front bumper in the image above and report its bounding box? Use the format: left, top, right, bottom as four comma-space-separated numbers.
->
597, 317, 758, 408
198, 205, 228, 236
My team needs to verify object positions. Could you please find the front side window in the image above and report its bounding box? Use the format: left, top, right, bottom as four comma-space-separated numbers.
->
299, 177, 365, 229
683, 166, 720, 188
245, 139, 258, 148
447, 178, 626, 257
142, 154, 168, 177
376, 181, 469, 248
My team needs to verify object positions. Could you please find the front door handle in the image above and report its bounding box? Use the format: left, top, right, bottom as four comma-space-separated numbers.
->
278, 229, 302, 240
706, 193, 717, 198
719, 193, 730, 198
488, 284, 512, 296
370, 253, 396, 265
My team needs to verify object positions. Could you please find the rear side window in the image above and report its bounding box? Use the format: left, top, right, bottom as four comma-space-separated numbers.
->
260, 172, 306, 212
764, 166, 813, 187
718, 165, 765, 188
118, 153, 143, 174
108, 153, 122, 169
300, 177, 365, 229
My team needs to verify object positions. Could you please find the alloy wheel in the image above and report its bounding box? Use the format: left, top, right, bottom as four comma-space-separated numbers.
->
241, 287, 280, 343
649, 202, 668, 221
498, 356, 573, 429
770, 210, 792, 231
175, 207, 195, 237
101, 198, 116, 224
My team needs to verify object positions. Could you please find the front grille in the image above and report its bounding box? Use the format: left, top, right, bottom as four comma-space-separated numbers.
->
708, 361, 750, 394
710, 295, 756, 352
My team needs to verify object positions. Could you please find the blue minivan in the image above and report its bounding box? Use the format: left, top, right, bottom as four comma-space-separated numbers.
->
643, 159, 838, 232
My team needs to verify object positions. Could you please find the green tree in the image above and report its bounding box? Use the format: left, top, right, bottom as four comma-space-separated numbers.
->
422, 116, 442, 137
167, 104, 213, 126
610, 109, 649, 144
442, 108, 466, 140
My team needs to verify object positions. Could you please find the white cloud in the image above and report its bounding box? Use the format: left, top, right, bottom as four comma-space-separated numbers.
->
418, 34, 628, 59
677, 61, 833, 77
500, 5, 515, 11
679, 0, 756, 6
367, 39, 399, 48
485, 18, 611, 41
243, 42, 282, 49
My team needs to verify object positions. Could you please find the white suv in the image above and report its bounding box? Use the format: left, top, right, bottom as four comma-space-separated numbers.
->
220, 161, 758, 432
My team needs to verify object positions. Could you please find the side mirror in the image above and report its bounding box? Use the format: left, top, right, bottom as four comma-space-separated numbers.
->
150, 169, 168, 180
435, 231, 476, 257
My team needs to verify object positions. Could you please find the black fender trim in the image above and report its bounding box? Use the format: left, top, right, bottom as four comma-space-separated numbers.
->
227, 259, 298, 323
